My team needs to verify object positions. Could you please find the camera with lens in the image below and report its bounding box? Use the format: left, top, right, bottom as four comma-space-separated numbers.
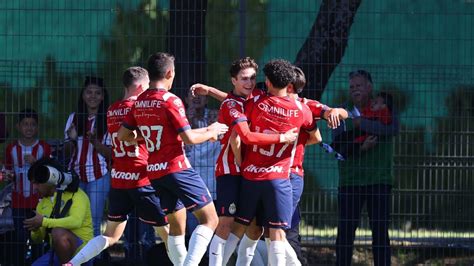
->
27, 157, 79, 192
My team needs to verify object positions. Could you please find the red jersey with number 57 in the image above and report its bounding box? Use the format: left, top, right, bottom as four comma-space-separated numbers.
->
241, 94, 314, 181
291, 98, 329, 176
107, 98, 150, 189
123, 88, 192, 180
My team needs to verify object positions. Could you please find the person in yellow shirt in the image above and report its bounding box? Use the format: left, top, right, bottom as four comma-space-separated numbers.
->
23, 158, 93, 266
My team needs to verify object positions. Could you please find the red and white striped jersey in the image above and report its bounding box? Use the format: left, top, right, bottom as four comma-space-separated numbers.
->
4, 140, 51, 208
64, 113, 111, 183
241, 94, 313, 181
215, 92, 248, 177
123, 88, 192, 180
107, 99, 151, 189
291, 98, 328, 176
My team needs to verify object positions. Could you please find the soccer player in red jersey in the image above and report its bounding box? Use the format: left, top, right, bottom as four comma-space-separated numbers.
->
229, 59, 312, 265
118, 52, 228, 266
208, 57, 298, 266
66, 67, 169, 266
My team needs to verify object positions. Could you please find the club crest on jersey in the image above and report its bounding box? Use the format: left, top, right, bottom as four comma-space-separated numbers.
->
226, 100, 236, 108
229, 203, 237, 215
229, 109, 240, 118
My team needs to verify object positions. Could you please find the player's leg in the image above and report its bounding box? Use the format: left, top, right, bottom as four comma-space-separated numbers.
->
284, 173, 305, 265
236, 219, 263, 266
152, 177, 188, 266
229, 178, 261, 265
209, 174, 241, 265
264, 179, 293, 266
170, 168, 216, 265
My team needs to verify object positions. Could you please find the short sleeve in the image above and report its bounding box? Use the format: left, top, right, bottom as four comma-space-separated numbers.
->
122, 105, 138, 130
165, 96, 191, 133
221, 99, 247, 126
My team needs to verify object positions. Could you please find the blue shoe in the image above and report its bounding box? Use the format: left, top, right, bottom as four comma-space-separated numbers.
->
320, 142, 335, 153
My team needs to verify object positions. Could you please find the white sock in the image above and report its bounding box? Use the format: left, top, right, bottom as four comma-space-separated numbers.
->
222, 233, 240, 265
236, 234, 259, 266
209, 235, 227, 266
168, 235, 187, 266
69, 235, 109, 265
265, 238, 272, 266
284, 240, 301, 266
184, 225, 214, 265
269, 241, 286, 266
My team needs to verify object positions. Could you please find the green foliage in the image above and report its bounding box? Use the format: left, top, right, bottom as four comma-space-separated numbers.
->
205, 0, 269, 93
98, 0, 168, 102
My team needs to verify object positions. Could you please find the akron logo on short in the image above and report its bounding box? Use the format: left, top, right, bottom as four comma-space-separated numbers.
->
229, 203, 237, 215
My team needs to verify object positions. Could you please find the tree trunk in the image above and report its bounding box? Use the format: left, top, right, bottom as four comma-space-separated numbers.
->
294, 0, 362, 100
167, 0, 207, 99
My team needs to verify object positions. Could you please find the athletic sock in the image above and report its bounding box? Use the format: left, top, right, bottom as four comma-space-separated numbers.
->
209, 235, 227, 266
222, 233, 240, 265
236, 234, 259, 266
168, 234, 187, 266
69, 235, 109, 266
284, 239, 301, 266
184, 225, 214, 265
269, 241, 286, 266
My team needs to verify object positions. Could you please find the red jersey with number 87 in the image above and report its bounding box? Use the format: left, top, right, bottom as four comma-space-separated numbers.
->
241, 94, 314, 181
107, 99, 150, 189
123, 88, 192, 180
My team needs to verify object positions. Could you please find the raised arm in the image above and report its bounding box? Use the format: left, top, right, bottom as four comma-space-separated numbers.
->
190, 83, 228, 102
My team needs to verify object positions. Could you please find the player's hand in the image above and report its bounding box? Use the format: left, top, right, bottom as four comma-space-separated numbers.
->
24, 154, 36, 165
326, 109, 342, 129
207, 122, 229, 141
23, 211, 43, 231
280, 128, 298, 143
360, 135, 378, 151
66, 124, 78, 141
190, 83, 211, 97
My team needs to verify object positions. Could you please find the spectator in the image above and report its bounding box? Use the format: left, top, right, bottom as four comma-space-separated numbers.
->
184, 90, 220, 200
63, 76, 112, 237
25, 157, 93, 265
332, 70, 399, 266
328, 91, 393, 160
3, 108, 51, 265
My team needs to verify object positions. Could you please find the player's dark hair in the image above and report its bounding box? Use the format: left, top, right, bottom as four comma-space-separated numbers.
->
147, 52, 175, 81
292, 66, 306, 94
263, 59, 295, 89
76, 76, 109, 137
229, 57, 258, 78
377, 92, 394, 112
123, 67, 148, 88
18, 108, 38, 123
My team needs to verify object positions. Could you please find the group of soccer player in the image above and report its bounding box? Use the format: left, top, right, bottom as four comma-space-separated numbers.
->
65, 52, 348, 266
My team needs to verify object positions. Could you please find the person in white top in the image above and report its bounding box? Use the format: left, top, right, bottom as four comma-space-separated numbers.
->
63, 76, 112, 237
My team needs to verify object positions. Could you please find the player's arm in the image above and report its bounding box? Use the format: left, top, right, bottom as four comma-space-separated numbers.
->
306, 126, 322, 145
322, 108, 349, 129
179, 122, 228, 145
233, 121, 297, 145
190, 83, 228, 102
229, 129, 242, 166
117, 125, 141, 142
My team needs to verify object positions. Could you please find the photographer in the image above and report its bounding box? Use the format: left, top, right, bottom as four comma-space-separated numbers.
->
24, 158, 93, 265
